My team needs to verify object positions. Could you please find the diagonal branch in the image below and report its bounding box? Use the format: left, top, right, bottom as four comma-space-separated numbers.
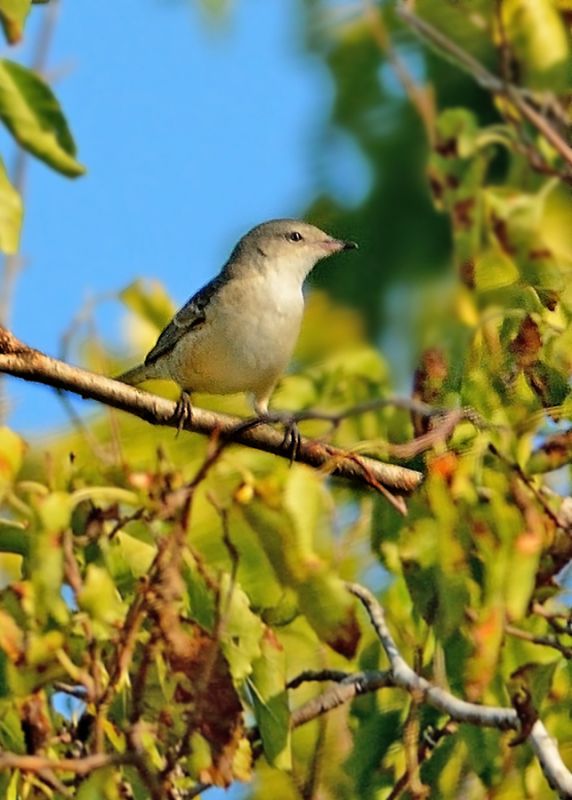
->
0, 752, 129, 775
0, 327, 423, 497
346, 582, 572, 799
397, 3, 572, 181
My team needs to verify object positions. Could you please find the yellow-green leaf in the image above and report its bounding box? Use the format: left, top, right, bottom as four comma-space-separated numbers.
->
0, 59, 85, 177
0, 427, 25, 498
0, 158, 21, 253
502, 0, 570, 89
78, 565, 124, 633
0, 0, 30, 44
120, 278, 176, 332
250, 628, 291, 770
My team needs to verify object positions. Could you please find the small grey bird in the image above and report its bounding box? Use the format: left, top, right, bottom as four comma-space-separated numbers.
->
117, 219, 357, 422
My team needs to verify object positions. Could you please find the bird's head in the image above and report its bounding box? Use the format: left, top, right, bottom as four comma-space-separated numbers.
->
228, 219, 358, 282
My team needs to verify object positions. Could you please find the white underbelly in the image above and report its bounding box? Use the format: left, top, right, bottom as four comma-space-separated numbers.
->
169, 286, 303, 396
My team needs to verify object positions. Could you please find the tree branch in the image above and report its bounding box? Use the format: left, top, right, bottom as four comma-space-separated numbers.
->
0, 752, 129, 775
290, 670, 392, 728
0, 327, 423, 498
346, 582, 572, 799
397, 3, 572, 181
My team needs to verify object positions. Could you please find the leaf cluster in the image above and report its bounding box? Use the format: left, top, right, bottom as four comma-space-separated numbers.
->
2, 0, 572, 798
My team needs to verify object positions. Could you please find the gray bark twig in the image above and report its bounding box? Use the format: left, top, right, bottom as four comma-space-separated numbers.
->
346, 582, 572, 799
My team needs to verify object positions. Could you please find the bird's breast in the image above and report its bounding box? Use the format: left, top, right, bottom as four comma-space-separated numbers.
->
169, 274, 304, 395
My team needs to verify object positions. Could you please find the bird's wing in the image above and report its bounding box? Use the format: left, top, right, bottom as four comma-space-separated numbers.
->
144, 274, 225, 366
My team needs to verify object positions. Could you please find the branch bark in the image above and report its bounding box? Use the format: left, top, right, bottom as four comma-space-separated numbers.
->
346, 582, 572, 799
286, 585, 572, 798
0, 327, 423, 497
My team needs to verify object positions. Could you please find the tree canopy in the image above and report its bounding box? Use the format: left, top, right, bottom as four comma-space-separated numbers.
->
0, 1, 572, 798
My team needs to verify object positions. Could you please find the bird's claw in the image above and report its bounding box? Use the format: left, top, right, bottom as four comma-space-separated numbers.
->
260, 412, 301, 465
229, 412, 302, 465
173, 391, 193, 436
279, 417, 302, 465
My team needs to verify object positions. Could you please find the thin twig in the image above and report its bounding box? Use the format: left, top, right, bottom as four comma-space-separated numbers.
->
0, 751, 130, 775
362, 0, 435, 140
386, 720, 457, 800
290, 670, 392, 728
505, 623, 572, 660
489, 442, 561, 527
287, 669, 352, 689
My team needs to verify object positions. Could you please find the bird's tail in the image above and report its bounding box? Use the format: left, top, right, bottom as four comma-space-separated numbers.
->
115, 363, 158, 385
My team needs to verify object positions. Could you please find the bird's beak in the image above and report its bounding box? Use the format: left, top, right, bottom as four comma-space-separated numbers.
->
321, 238, 359, 253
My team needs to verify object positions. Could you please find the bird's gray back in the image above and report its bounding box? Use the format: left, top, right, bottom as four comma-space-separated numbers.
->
144, 273, 227, 366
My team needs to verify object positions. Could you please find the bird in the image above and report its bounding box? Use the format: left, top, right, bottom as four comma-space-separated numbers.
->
117, 219, 358, 433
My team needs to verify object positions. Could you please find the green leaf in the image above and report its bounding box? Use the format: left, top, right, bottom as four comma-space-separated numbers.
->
76, 768, 120, 800
509, 660, 558, 710
297, 573, 360, 658
31, 498, 69, 624
250, 628, 291, 770
0, 426, 25, 499
120, 278, 176, 332
5, 768, 19, 800
78, 565, 124, 636
435, 108, 480, 158
241, 497, 359, 657
474, 246, 519, 292
37, 491, 72, 532
0, 159, 22, 253
0, 0, 30, 44
346, 710, 403, 798
461, 726, 503, 787
502, 0, 570, 89
219, 575, 264, 683
0, 60, 85, 177
0, 521, 28, 556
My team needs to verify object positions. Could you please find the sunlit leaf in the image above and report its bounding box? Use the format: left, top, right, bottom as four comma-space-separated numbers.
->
250, 628, 291, 770
78, 565, 124, 635
0, 427, 24, 500
0, 159, 21, 253
120, 278, 176, 332
0, 0, 30, 44
501, 0, 570, 88
0, 60, 85, 176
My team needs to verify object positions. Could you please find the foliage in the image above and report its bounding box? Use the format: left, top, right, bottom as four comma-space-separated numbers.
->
1, 0, 572, 798
0, 0, 83, 256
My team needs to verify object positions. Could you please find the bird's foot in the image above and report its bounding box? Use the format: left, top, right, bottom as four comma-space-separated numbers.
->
275, 413, 302, 464
258, 412, 302, 465
229, 411, 302, 464
173, 391, 193, 436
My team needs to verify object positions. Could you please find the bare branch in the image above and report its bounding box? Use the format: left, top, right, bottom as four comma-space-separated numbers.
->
0, 751, 129, 775
505, 623, 572, 660
290, 670, 392, 728
362, 0, 435, 140
287, 669, 352, 689
0, 327, 424, 497
346, 582, 572, 799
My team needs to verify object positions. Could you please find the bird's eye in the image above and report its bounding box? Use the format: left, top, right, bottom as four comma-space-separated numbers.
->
287, 231, 303, 243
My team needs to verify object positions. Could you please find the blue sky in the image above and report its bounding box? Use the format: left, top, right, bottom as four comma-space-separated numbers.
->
4, 0, 338, 434
5, 5, 333, 793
